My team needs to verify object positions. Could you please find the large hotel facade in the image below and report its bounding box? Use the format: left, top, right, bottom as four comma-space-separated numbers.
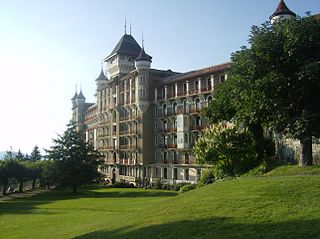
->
71, 0, 305, 185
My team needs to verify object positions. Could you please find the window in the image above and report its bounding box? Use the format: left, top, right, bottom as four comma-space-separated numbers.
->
220, 75, 225, 83
195, 116, 201, 127
163, 104, 167, 116
164, 135, 168, 147
208, 96, 213, 104
163, 151, 168, 164
155, 107, 158, 116
195, 98, 201, 111
173, 102, 178, 114
163, 120, 168, 131
173, 151, 178, 164
164, 168, 168, 179
195, 80, 199, 92
174, 168, 178, 180
155, 137, 158, 146
185, 152, 189, 164
140, 76, 146, 83
173, 118, 177, 130
185, 168, 189, 181
155, 122, 158, 131
173, 134, 177, 145
183, 83, 187, 94
183, 100, 189, 114
208, 78, 212, 91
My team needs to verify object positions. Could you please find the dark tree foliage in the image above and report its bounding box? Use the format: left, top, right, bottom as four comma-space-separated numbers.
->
205, 16, 320, 166
47, 123, 103, 193
30, 145, 42, 161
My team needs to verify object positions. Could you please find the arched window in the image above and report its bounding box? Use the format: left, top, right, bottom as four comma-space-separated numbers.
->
173, 151, 179, 164
173, 118, 177, 130
163, 120, 168, 131
207, 96, 213, 104
163, 151, 168, 164
163, 104, 167, 116
185, 152, 189, 164
183, 100, 189, 114
173, 102, 178, 114
195, 98, 201, 111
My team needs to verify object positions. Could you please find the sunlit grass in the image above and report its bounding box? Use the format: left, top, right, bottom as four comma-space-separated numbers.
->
1, 169, 320, 238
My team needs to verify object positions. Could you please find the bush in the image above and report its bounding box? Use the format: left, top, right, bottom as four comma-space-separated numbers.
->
153, 178, 162, 189
197, 168, 215, 187
179, 184, 196, 193
112, 180, 134, 188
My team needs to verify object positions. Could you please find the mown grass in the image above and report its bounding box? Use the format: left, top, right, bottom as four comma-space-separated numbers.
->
1, 168, 320, 238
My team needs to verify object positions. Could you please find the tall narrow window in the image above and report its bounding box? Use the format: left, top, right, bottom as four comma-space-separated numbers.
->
164, 151, 168, 164
195, 98, 201, 111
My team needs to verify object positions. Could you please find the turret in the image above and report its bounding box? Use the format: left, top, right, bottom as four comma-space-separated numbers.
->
71, 91, 78, 109
135, 40, 152, 113
104, 33, 142, 79
95, 68, 108, 89
270, 0, 296, 24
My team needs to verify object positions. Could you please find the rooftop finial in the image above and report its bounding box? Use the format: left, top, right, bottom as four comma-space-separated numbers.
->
130, 21, 132, 35
124, 18, 127, 34
75, 83, 78, 93
142, 33, 144, 49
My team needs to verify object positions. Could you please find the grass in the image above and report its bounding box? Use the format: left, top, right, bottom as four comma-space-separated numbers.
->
1, 167, 320, 238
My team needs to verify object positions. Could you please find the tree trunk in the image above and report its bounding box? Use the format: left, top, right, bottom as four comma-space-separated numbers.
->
19, 181, 23, 193
2, 184, 7, 195
32, 178, 36, 190
300, 137, 313, 166
249, 122, 264, 163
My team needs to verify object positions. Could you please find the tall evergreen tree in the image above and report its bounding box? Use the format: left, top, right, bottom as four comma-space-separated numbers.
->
47, 123, 103, 193
30, 145, 42, 161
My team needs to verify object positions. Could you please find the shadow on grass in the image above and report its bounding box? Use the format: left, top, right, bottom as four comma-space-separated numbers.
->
0, 187, 177, 215
73, 217, 320, 239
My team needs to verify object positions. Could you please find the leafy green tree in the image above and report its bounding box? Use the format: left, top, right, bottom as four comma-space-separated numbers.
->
39, 160, 58, 189
12, 160, 30, 193
206, 15, 320, 166
194, 124, 257, 177
47, 123, 103, 193
0, 160, 16, 195
30, 145, 42, 161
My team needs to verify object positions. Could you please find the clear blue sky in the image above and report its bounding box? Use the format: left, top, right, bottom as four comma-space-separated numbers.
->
0, 0, 319, 154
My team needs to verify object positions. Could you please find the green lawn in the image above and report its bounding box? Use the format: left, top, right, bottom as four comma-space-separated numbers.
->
1, 172, 320, 238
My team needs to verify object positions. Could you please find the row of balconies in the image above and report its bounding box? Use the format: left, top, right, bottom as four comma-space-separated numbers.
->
156, 86, 212, 101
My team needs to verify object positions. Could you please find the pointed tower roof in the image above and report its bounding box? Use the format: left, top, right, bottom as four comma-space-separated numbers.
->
77, 90, 86, 100
95, 69, 108, 81
105, 34, 141, 60
270, 0, 296, 20
136, 48, 152, 62
71, 91, 78, 101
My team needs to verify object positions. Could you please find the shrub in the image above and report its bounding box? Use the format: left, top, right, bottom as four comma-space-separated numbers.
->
179, 184, 196, 193
153, 178, 162, 190
197, 168, 215, 187
112, 180, 134, 188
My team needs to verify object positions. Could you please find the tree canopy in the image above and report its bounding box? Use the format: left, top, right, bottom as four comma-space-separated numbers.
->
47, 123, 103, 193
204, 15, 320, 166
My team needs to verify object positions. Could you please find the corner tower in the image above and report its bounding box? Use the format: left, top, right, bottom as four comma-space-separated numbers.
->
270, 0, 296, 23
104, 34, 142, 79
135, 40, 152, 113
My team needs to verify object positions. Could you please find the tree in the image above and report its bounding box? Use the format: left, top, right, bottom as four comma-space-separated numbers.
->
206, 15, 320, 166
47, 123, 103, 193
30, 145, 42, 161
194, 123, 257, 177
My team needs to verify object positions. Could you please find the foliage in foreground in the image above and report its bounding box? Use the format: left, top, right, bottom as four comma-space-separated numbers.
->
46, 123, 103, 193
194, 123, 258, 177
204, 15, 320, 166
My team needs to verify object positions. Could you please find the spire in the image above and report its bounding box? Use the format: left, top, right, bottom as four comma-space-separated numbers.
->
136, 35, 152, 62
71, 84, 78, 100
270, 0, 296, 21
130, 21, 132, 35
124, 18, 127, 34
77, 84, 85, 100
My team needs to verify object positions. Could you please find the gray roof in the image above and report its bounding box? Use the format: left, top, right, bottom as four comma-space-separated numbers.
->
136, 48, 152, 62
71, 92, 78, 101
105, 34, 141, 60
77, 90, 86, 100
95, 69, 108, 81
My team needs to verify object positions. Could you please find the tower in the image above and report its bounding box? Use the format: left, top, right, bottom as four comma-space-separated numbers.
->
135, 39, 152, 113
104, 33, 142, 79
71, 89, 86, 130
95, 67, 108, 90
270, 0, 296, 24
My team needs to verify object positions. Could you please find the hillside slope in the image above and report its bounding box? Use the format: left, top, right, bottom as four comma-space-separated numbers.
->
1, 175, 320, 239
